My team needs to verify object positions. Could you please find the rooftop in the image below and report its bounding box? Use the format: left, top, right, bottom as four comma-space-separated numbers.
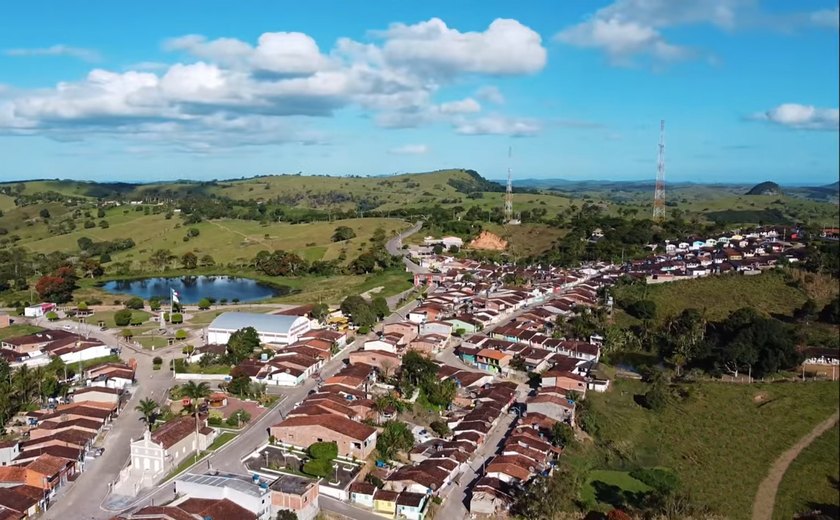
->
177, 472, 269, 498
208, 312, 306, 334
268, 473, 316, 495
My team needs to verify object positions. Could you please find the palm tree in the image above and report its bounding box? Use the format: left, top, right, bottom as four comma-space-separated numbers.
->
180, 381, 211, 459
135, 398, 159, 431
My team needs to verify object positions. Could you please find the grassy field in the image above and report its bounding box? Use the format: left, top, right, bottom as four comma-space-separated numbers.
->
581, 470, 653, 510
89, 310, 152, 328
613, 271, 810, 323
574, 378, 840, 519
208, 432, 237, 451
16, 214, 407, 268
773, 425, 840, 520
0, 323, 43, 340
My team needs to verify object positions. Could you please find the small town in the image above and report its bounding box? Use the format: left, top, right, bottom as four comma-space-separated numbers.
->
0, 219, 837, 520
0, 3, 838, 519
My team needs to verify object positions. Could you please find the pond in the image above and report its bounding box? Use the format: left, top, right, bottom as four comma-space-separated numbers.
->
100, 276, 289, 304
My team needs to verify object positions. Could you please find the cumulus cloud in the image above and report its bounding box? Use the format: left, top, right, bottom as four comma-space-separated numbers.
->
555, 0, 838, 66
0, 18, 545, 146
476, 86, 505, 105
752, 103, 839, 131
376, 18, 547, 76
454, 115, 541, 137
4, 44, 101, 62
389, 144, 428, 155
438, 98, 481, 114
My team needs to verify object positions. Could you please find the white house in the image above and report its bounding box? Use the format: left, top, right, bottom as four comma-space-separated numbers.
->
363, 338, 399, 354
175, 473, 272, 520
207, 312, 311, 345
24, 303, 56, 318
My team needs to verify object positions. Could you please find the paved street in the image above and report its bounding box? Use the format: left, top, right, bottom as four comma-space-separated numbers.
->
42, 321, 180, 520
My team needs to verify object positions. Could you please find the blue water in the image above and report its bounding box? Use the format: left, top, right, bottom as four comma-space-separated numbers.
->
100, 276, 288, 304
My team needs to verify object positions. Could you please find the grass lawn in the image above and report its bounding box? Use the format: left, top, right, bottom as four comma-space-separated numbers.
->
208, 432, 237, 451
89, 309, 152, 328
0, 324, 43, 340
181, 363, 231, 375
773, 425, 840, 520
613, 271, 808, 323
581, 470, 653, 510
574, 378, 840, 519
136, 336, 169, 349
164, 451, 209, 481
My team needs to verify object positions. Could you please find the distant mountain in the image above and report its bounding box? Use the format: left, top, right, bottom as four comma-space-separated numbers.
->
746, 181, 783, 196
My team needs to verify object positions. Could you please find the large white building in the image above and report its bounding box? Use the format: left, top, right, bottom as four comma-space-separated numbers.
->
206, 312, 311, 346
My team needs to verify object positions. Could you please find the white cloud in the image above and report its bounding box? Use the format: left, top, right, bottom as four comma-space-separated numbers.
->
389, 144, 428, 155
438, 98, 481, 114
377, 18, 547, 76
0, 18, 544, 146
753, 103, 839, 131
4, 44, 101, 62
454, 115, 541, 137
555, 0, 839, 67
476, 86, 504, 104
810, 7, 840, 30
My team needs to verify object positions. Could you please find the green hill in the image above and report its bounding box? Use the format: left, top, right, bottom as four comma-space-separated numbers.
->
746, 181, 782, 196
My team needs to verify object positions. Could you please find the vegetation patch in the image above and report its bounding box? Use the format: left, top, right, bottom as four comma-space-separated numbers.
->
773, 425, 840, 520
572, 379, 839, 519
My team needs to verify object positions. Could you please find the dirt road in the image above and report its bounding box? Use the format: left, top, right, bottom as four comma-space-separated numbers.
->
751, 410, 839, 520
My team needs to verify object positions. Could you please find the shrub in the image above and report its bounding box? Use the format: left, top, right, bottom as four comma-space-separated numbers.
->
303, 458, 333, 478
170, 313, 183, 324
198, 298, 211, 310
429, 420, 450, 437
629, 468, 679, 494
125, 297, 145, 310
153, 356, 163, 365
308, 441, 338, 461
226, 409, 251, 427
175, 329, 187, 340
45, 311, 59, 321
114, 309, 132, 326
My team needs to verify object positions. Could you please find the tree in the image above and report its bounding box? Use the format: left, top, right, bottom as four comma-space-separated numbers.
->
45, 311, 59, 321
187, 227, 200, 237
39, 208, 50, 219
550, 422, 575, 448
332, 226, 356, 242
376, 420, 415, 460
627, 299, 657, 320
181, 252, 198, 270
659, 308, 707, 377
227, 371, 252, 397
175, 329, 187, 341
820, 296, 840, 324
311, 303, 329, 323
114, 309, 133, 326
340, 295, 377, 328
35, 273, 76, 303
125, 297, 145, 310
198, 298, 211, 310
400, 351, 438, 389
170, 313, 183, 324
429, 420, 451, 437
644, 374, 670, 411
121, 329, 134, 340
371, 296, 389, 319
276, 510, 298, 520
149, 249, 174, 270
135, 398, 159, 431
511, 464, 581, 519
227, 327, 260, 364
200, 254, 215, 267
180, 381, 211, 459
424, 378, 456, 408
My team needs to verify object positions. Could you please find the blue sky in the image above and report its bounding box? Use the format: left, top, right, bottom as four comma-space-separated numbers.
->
0, 1, 837, 184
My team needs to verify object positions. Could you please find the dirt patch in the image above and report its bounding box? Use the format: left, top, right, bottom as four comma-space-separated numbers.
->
753, 392, 768, 403
751, 411, 840, 520
469, 231, 508, 251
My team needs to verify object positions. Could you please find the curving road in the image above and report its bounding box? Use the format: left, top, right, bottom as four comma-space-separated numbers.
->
385, 220, 428, 274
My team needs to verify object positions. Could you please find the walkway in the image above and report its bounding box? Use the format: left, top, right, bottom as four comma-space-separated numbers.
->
751, 410, 840, 520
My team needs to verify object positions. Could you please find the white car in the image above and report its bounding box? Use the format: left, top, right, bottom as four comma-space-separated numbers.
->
63, 325, 73, 331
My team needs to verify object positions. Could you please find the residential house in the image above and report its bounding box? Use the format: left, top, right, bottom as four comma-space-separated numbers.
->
270, 415, 377, 459
174, 472, 272, 520
269, 474, 319, 520
475, 349, 511, 375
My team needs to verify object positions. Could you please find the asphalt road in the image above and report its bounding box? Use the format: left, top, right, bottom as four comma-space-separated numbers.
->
42, 320, 181, 520
385, 220, 428, 274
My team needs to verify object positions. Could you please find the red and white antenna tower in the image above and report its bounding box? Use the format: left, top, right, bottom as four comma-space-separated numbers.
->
652, 119, 666, 220
504, 146, 513, 223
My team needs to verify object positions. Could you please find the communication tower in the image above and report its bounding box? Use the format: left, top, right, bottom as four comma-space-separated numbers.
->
653, 120, 666, 220
505, 146, 513, 223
